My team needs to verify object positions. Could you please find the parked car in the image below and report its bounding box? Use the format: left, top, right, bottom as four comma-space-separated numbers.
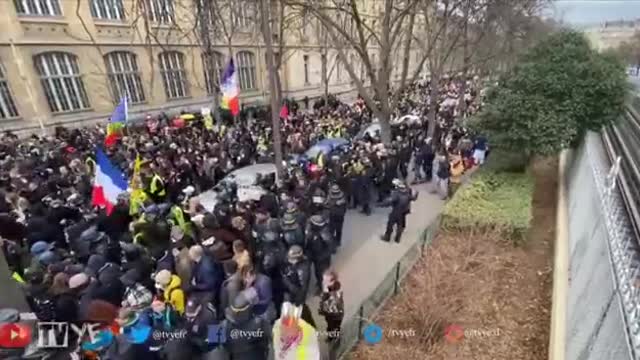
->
355, 115, 421, 141
289, 138, 350, 165
198, 163, 276, 211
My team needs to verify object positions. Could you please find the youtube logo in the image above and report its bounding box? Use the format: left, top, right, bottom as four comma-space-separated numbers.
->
0, 323, 32, 348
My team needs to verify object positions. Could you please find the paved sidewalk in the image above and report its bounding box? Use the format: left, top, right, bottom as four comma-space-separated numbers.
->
307, 182, 446, 357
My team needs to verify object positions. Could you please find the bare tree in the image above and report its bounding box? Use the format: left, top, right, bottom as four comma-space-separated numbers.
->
194, 0, 222, 120
286, 0, 451, 143
477, 0, 552, 74
259, 0, 285, 177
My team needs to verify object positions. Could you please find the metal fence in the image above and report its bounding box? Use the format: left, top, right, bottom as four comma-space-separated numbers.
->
336, 215, 442, 359
586, 133, 640, 360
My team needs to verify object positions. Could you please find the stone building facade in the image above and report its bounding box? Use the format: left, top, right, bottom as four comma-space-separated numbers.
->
0, 0, 420, 134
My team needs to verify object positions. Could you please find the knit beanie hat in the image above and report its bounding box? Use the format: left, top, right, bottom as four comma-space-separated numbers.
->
154, 269, 172, 287
68, 273, 89, 290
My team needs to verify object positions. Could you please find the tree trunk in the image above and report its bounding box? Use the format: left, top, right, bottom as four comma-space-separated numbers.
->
198, 0, 221, 122
427, 70, 440, 139
322, 52, 328, 104
377, 69, 392, 145
260, 0, 284, 178
457, 1, 470, 118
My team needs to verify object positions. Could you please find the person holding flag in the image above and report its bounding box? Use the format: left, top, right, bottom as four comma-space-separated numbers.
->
105, 96, 128, 147
220, 58, 240, 117
129, 153, 148, 216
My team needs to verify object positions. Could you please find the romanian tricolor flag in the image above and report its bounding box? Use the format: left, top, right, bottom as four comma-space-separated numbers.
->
220, 58, 240, 116
105, 97, 128, 147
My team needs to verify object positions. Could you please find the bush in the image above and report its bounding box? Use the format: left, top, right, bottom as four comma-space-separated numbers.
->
482, 150, 528, 173
441, 169, 534, 243
470, 30, 627, 157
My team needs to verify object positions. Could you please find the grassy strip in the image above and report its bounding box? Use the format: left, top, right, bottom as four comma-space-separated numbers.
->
442, 165, 534, 243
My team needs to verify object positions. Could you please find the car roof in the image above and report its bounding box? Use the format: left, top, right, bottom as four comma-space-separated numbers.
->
305, 138, 348, 158
228, 163, 276, 178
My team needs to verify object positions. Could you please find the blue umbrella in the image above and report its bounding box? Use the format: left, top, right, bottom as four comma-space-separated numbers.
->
304, 138, 348, 159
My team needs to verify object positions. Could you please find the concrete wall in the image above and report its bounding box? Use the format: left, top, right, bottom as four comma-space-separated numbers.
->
564, 134, 632, 360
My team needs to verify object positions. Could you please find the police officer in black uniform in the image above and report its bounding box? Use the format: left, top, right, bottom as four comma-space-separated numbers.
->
281, 212, 305, 248
326, 184, 347, 251
355, 157, 372, 215
256, 230, 286, 315
280, 245, 315, 326
309, 187, 328, 216
305, 214, 333, 294
380, 179, 419, 243
397, 136, 412, 180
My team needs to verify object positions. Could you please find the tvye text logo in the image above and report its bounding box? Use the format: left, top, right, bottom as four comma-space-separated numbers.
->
36, 322, 106, 348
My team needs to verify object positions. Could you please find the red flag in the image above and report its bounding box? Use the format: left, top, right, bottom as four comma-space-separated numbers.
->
279, 104, 289, 119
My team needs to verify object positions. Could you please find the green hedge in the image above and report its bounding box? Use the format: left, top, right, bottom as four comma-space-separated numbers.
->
482, 150, 528, 173
442, 169, 534, 243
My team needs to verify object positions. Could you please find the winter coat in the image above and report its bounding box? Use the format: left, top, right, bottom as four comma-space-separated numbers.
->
219, 274, 243, 315
161, 274, 186, 315
249, 274, 273, 317
222, 315, 270, 360
386, 188, 418, 220
93, 263, 125, 307
173, 248, 193, 292
191, 255, 224, 295
281, 260, 311, 305
53, 292, 79, 322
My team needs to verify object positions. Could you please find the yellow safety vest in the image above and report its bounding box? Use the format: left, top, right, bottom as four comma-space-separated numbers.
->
150, 175, 166, 197
12, 272, 24, 284
353, 162, 364, 174
169, 205, 192, 237
272, 320, 318, 360
257, 137, 268, 152
129, 188, 148, 216
204, 114, 214, 130
133, 233, 144, 244
86, 157, 96, 174
316, 153, 325, 169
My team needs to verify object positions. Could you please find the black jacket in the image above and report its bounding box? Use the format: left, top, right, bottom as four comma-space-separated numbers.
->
281, 259, 311, 305
386, 188, 418, 220
222, 315, 270, 360
305, 226, 333, 261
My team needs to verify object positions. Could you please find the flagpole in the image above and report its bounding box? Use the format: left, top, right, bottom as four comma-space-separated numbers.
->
123, 96, 129, 136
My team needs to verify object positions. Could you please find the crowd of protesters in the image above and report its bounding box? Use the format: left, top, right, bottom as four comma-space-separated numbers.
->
0, 74, 488, 360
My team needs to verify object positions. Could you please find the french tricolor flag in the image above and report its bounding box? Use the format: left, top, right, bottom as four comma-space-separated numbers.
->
220, 58, 240, 116
91, 148, 128, 215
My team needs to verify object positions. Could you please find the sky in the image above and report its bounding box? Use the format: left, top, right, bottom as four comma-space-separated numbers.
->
552, 0, 640, 26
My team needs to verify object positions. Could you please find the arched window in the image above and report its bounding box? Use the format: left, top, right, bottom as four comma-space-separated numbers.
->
0, 61, 19, 119
91, 0, 125, 20
34, 52, 90, 113
14, 0, 62, 16
104, 52, 145, 104
236, 51, 256, 90
158, 51, 189, 99
202, 51, 224, 95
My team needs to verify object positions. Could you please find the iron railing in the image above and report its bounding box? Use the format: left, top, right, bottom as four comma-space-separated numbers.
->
335, 216, 441, 359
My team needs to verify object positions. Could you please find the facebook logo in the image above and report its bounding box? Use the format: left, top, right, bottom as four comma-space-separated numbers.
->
207, 324, 226, 344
